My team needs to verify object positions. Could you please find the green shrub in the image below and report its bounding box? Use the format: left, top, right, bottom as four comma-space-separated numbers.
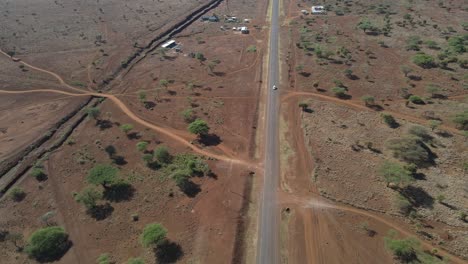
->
164, 153, 210, 192
406, 36, 422, 51
447, 35, 467, 53
74, 186, 102, 210
428, 120, 442, 131
181, 108, 195, 123
154, 146, 171, 164
9, 187, 26, 202
331, 87, 347, 98
30, 167, 46, 181
395, 194, 413, 215
408, 95, 424, 104
408, 126, 432, 142
412, 53, 436, 68
425, 84, 440, 98
86, 107, 101, 120
384, 231, 419, 262
136, 141, 149, 152
453, 110, 468, 130
246, 45, 257, 52
120, 124, 134, 134
386, 137, 430, 165
25, 226, 70, 262
298, 102, 309, 111
357, 18, 379, 33
142, 154, 154, 166
87, 164, 119, 188
361, 95, 375, 106
140, 223, 167, 248
188, 119, 210, 137
424, 40, 439, 50
381, 114, 398, 128
378, 162, 414, 188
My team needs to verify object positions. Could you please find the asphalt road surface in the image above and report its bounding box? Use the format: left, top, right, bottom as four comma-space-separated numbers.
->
256, 0, 280, 262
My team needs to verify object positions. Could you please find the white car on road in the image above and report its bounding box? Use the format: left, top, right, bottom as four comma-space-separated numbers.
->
272, 85, 278, 90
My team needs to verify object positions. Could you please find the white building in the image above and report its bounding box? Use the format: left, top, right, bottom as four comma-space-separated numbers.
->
161, 40, 176, 49
311, 6, 326, 14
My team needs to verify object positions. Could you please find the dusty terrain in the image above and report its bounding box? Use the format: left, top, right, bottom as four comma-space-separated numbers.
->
0, 0, 268, 263
1, 0, 467, 263
279, 0, 468, 263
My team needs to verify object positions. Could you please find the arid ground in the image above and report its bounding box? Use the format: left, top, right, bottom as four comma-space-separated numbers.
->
0, 0, 467, 263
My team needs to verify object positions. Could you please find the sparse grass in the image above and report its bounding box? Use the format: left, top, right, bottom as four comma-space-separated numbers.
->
246, 45, 257, 52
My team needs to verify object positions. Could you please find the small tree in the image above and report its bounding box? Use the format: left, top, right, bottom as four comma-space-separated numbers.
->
436, 194, 446, 204
381, 114, 398, 128
140, 223, 167, 248
412, 53, 436, 68
159, 79, 169, 88
246, 45, 257, 52
87, 164, 118, 189
25, 226, 70, 262
142, 154, 154, 166
298, 102, 309, 111
408, 95, 424, 104
361, 95, 375, 106
188, 119, 210, 138
357, 18, 377, 33
136, 141, 149, 152
386, 137, 430, 165
30, 167, 46, 181
400, 65, 413, 77
408, 126, 432, 142
453, 111, 468, 130
425, 84, 440, 98
384, 231, 419, 262
74, 186, 102, 210
154, 146, 171, 164
195, 52, 205, 63
344, 69, 353, 79
331, 87, 347, 98
181, 108, 195, 123
120, 124, 134, 135
207, 60, 220, 74
86, 107, 101, 121
9, 187, 26, 202
378, 162, 414, 188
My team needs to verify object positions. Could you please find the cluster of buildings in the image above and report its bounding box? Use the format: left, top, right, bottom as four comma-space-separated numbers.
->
201, 14, 251, 34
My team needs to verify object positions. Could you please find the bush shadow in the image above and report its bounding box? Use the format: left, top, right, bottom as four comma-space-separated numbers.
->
400, 186, 434, 209
88, 203, 114, 220
199, 134, 222, 146
154, 241, 184, 264
103, 183, 135, 202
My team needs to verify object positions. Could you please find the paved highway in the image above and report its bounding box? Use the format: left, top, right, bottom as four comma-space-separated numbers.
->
257, 0, 280, 262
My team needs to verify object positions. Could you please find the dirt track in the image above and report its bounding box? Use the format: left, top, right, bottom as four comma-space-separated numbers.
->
0, 49, 259, 170
2, 15, 467, 261
282, 91, 465, 135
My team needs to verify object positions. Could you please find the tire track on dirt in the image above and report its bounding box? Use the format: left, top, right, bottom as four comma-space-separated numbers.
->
0, 49, 256, 167
279, 193, 468, 264
0, 88, 255, 167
